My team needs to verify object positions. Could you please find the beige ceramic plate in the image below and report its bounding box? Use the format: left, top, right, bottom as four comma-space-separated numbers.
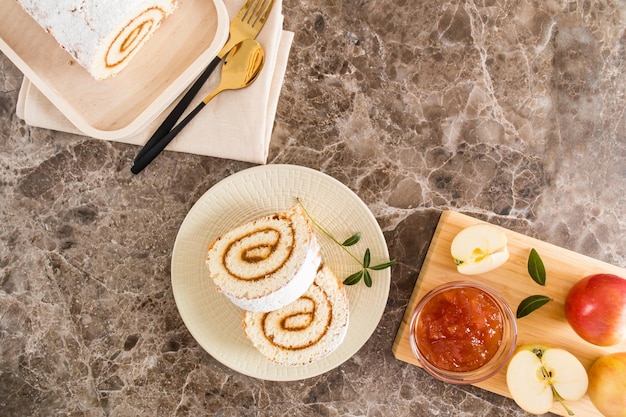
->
0, 0, 229, 140
171, 164, 391, 381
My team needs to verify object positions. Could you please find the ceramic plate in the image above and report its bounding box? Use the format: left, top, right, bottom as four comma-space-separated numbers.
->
171, 164, 391, 381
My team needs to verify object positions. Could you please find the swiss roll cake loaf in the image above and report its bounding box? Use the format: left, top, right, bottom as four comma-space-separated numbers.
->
242, 264, 350, 366
16, 0, 178, 80
206, 205, 322, 312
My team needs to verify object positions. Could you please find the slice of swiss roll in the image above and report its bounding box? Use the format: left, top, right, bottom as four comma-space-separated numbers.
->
206, 205, 321, 312
242, 264, 350, 366
17, 0, 178, 79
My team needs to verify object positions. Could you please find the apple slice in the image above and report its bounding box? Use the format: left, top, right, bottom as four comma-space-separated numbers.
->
451, 224, 509, 275
506, 345, 588, 415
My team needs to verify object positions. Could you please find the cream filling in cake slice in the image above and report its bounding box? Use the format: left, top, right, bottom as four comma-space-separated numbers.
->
206, 205, 322, 312
242, 264, 350, 366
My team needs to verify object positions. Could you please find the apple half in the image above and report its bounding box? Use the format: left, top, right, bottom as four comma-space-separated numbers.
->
451, 224, 509, 275
506, 345, 588, 415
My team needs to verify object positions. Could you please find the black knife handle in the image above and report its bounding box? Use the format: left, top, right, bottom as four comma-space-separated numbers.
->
131, 101, 207, 174
133, 55, 222, 162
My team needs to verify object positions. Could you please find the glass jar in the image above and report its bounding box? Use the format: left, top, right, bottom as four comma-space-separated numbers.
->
409, 281, 517, 384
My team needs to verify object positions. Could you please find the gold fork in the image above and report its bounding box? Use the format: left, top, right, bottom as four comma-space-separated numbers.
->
133, 0, 276, 165
218, 0, 275, 60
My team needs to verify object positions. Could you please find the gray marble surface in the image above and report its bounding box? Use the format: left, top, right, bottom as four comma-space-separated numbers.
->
1, 0, 625, 416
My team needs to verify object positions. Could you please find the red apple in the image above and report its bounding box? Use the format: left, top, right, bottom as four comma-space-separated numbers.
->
587, 352, 626, 417
564, 273, 626, 346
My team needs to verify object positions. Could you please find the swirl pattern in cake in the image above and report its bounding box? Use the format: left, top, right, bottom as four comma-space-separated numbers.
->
105, 7, 166, 69
16, 0, 178, 80
223, 224, 295, 281
243, 264, 350, 366
207, 205, 322, 312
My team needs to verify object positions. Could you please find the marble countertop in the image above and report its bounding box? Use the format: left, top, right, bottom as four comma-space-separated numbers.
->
1, 1, 625, 416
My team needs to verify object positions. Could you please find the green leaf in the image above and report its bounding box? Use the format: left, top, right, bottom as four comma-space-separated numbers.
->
343, 270, 364, 286
362, 248, 371, 268
370, 259, 397, 270
363, 269, 373, 287
528, 248, 546, 286
516, 295, 552, 318
342, 233, 361, 247
297, 198, 393, 288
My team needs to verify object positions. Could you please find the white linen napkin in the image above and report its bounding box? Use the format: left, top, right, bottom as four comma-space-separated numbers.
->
15, 0, 293, 165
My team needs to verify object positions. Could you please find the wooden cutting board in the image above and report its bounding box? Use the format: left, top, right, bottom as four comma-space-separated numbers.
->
392, 210, 626, 417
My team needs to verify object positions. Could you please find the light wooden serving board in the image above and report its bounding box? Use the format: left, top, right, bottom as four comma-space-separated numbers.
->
0, 0, 228, 139
392, 210, 626, 417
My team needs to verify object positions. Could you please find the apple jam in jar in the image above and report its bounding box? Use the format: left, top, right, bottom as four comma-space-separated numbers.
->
409, 282, 517, 384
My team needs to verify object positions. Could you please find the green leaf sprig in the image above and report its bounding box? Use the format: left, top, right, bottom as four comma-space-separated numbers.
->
516, 248, 553, 318
297, 198, 396, 287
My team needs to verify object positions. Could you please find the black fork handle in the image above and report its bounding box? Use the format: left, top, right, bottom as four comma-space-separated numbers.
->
133, 56, 222, 162
131, 101, 207, 174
